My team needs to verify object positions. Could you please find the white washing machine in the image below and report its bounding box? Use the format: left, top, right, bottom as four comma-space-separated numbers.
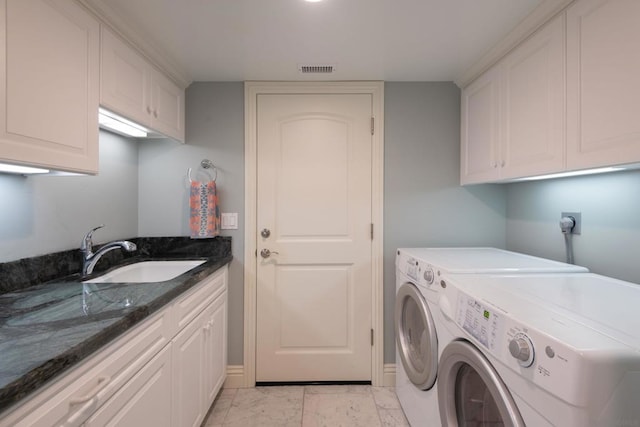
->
436, 272, 640, 427
394, 248, 587, 426
395, 253, 441, 426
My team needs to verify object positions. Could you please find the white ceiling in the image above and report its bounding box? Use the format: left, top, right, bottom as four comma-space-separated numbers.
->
99, 0, 542, 83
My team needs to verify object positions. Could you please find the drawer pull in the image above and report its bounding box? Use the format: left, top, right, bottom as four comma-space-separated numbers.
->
69, 376, 111, 405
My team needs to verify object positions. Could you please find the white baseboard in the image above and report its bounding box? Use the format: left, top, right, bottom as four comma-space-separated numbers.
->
223, 364, 396, 388
223, 365, 245, 389
383, 363, 396, 387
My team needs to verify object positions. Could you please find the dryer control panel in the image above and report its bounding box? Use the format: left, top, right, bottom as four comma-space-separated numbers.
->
456, 293, 505, 352
450, 283, 622, 409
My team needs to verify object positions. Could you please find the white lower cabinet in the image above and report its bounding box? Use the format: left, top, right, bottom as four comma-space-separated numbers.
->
83, 345, 172, 427
0, 266, 228, 427
204, 295, 227, 407
172, 308, 207, 427
172, 281, 227, 427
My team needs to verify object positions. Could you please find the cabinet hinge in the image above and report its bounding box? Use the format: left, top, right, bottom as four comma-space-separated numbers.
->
371, 329, 374, 346
370, 117, 375, 135
370, 223, 374, 240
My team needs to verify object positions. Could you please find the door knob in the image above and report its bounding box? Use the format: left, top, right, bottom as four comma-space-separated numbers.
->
261, 228, 271, 238
260, 249, 279, 258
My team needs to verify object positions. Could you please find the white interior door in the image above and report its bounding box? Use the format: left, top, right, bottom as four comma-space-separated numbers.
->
256, 93, 373, 382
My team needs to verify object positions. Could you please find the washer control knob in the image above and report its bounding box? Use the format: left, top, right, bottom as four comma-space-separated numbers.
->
423, 268, 435, 284
508, 334, 534, 367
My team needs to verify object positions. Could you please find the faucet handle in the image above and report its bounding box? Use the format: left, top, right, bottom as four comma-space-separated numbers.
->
81, 224, 105, 251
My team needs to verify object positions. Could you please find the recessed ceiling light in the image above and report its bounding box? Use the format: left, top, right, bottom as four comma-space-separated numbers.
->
304, 0, 323, 3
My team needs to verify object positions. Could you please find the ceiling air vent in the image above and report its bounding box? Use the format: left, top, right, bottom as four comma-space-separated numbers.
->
298, 64, 336, 74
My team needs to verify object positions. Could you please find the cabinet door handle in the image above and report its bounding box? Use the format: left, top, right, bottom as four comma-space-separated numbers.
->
69, 376, 111, 405
153, 110, 158, 118
146, 106, 152, 114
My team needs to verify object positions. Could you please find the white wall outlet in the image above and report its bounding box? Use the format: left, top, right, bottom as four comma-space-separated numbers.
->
221, 212, 238, 230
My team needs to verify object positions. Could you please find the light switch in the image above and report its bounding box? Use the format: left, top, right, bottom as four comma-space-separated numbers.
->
221, 212, 238, 230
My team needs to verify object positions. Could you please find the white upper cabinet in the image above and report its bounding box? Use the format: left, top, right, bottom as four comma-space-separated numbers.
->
461, 65, 501, 184
461, 14, 566, 184
101, 27, 151, 128
0, 0, 100, 173
101, 27, 185, 142
566, 0, 640, 170
149, 68, 185, 141
500, 13, 565, 179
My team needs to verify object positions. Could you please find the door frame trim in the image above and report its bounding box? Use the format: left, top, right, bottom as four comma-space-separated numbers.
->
243, 81, 385, 387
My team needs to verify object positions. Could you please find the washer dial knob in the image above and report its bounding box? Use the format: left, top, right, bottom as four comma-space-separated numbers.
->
423, 268, 435, 284
508, 334, 534, 367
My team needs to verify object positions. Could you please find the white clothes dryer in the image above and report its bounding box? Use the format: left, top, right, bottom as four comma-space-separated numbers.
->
436, 272, 640, 427
394, 248, 587, 426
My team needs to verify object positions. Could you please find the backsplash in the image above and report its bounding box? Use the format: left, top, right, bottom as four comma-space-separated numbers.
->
506, 169, 640, 284
0, 130, 138, 263
0, 236, 231, 294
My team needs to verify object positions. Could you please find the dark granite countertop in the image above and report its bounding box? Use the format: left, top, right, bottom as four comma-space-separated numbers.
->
0, 237, 232, 413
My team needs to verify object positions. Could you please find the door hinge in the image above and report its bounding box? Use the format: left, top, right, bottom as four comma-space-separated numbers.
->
370, 223, 374, 240
371, 329, 374, 346
370, 117, 375, 135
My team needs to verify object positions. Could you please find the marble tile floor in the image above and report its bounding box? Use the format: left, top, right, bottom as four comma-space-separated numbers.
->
202, 385, 410, 427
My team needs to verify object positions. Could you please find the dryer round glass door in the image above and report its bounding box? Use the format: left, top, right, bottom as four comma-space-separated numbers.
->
395, 282, 438, 390
437, 340, 525, 427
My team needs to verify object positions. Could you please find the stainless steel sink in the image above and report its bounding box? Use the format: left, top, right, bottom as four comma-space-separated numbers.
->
83, 260, 206, 284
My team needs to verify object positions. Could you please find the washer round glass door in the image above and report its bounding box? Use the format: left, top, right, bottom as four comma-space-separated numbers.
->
395, 282, 438, 390
438, 340, 525, 427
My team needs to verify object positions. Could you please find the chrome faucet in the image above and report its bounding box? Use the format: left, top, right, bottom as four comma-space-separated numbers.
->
81, 225, 137, 278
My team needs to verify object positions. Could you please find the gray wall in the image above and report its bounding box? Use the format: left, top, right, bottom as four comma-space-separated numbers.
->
383, 82, 507, 362
0, 131, 138, 262
138, 82, 245, 364
505, 170, 640, 284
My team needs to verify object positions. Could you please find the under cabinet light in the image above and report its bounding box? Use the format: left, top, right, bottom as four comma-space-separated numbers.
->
98, 108, 149, 138
515, 167, 625, 182
0, 163, 50, 175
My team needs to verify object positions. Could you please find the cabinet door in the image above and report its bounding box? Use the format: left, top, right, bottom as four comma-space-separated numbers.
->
500, 14, 565, 179
204, 291, 227, 407
172, 312, 206, 427
100, 27, 151, 127
460, 65, 501, 184
150, 69, 185, 142
1, 309, 171, 427
0, 0, 99, 173
566, 0, 640, 170
83, 345, 172, 427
